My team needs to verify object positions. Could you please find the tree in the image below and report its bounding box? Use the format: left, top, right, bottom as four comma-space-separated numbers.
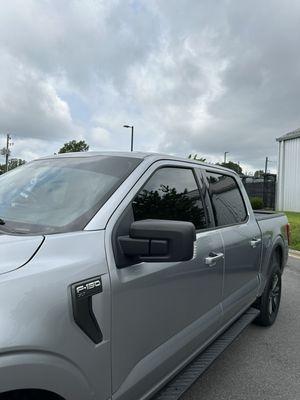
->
254, 170, 264, 178
217, 161, 243, 175
133, 185, 206, 228
58, 140, 89, 154
8, 158, 26, 170
0, 147, 10, 157
188, 154, 206, 162
0, 159, 26, 174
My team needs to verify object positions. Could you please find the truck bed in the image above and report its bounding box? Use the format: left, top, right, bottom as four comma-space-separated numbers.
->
254, 210, 286, 221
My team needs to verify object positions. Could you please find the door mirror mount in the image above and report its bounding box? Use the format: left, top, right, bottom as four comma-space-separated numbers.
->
119, 219, 196, 263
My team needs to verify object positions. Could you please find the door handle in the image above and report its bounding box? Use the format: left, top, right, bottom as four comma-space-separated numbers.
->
205, 252, 224, 267
250, 238, 262, 248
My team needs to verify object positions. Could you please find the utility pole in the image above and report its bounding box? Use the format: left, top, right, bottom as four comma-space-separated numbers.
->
224, 151, 229, 164
264, 156, 269, 175
263, 156, 269, 209
5, 134, 12, 172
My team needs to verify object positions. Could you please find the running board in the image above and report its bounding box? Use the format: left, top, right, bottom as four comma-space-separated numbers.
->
152, 307, 260, 400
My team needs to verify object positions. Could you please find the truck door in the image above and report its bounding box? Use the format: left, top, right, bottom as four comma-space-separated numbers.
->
204, 170, 262, 323
106, 162, 224, 400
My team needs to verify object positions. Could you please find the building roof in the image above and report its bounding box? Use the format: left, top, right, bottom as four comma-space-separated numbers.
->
277, 128, 300, 142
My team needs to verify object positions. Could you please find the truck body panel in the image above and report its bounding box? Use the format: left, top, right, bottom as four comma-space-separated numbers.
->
0, 231, 111, 400
0, 235, 44, 274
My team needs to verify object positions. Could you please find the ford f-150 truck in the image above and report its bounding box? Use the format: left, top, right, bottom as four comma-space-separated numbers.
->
0, 152, 289, 400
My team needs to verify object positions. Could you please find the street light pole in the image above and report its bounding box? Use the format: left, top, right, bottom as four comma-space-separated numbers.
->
224, 151, 229, 164
123, 125, 134, 152
130, 126, 134, 152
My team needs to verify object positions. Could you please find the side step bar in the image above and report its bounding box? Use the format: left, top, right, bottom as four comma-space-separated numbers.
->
152, 307, 260, 400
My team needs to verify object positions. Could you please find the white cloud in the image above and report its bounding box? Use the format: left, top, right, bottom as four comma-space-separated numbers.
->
90, 127, 111, 148
0, 0, 300, 172
0, 51, 81, 141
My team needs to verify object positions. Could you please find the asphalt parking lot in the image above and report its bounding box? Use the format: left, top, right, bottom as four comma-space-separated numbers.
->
182, 256, 300, 400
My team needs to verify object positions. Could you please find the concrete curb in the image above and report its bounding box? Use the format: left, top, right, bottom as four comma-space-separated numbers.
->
289, 249, 300, 258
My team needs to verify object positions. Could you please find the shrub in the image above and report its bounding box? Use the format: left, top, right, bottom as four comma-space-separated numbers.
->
250, 196, 264, 210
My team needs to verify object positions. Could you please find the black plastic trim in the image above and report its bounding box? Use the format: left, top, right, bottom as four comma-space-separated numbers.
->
71, 276, 103, 344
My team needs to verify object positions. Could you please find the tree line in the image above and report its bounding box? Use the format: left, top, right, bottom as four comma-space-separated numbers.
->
188, 153, 265, 177
0, 139, 89, 174
1, 139, 263, 177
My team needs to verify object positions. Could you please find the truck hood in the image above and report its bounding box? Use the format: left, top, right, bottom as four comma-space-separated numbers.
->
0, 234, 44, 275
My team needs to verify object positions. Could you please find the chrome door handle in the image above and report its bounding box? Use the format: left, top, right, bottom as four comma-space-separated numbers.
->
250, 238, 262, 248
205, 252, 224, 267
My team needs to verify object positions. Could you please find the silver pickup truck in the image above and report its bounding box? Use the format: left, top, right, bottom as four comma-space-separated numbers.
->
0, 152, 289, 400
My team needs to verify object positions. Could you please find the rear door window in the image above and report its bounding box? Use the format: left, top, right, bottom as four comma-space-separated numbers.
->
132, 167, 207, 230
205, 171, 247, 226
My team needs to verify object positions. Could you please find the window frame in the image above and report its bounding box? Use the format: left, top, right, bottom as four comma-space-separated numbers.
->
202, 168, 250, 229
193, 167, 215, 229
131, 165, 210, 233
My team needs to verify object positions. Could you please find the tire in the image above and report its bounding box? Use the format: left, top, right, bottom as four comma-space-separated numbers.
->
254, 251, 282, 327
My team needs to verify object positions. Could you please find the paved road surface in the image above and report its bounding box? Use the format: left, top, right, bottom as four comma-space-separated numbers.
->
182, 256, 300, 400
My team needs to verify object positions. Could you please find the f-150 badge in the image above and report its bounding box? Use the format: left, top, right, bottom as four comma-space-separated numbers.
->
73, 276, 103, 300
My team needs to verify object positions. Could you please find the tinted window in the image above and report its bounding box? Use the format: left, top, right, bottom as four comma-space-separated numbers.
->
0, 156, 141, 234
132, 167, 207, 230
206, 172, 247, 226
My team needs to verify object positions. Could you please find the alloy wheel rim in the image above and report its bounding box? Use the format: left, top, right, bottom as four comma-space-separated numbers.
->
268, 273, 280, 316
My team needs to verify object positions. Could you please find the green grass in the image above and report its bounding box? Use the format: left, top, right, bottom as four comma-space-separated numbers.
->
285, 212, 300, 251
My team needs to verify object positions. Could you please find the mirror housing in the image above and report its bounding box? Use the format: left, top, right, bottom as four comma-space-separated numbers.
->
119, 219, 196, 263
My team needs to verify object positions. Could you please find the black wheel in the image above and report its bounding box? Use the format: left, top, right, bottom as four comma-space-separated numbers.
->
254, 251, 282, 327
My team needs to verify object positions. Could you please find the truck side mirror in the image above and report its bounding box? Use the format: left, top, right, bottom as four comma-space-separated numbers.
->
119, 219, 196, 263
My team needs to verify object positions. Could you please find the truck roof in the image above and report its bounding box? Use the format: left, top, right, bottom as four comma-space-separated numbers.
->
37, 151, 236, 175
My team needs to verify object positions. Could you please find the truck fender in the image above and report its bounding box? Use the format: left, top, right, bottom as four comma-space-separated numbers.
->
265, 236, 286, 278
258, 235, 286, 298
0, 351, 96, 400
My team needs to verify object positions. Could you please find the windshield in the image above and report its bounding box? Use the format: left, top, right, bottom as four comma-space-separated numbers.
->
0, 155, 141, 234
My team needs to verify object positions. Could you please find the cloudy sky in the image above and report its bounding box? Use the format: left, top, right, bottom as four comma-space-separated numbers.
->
0, 0, 300, 173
